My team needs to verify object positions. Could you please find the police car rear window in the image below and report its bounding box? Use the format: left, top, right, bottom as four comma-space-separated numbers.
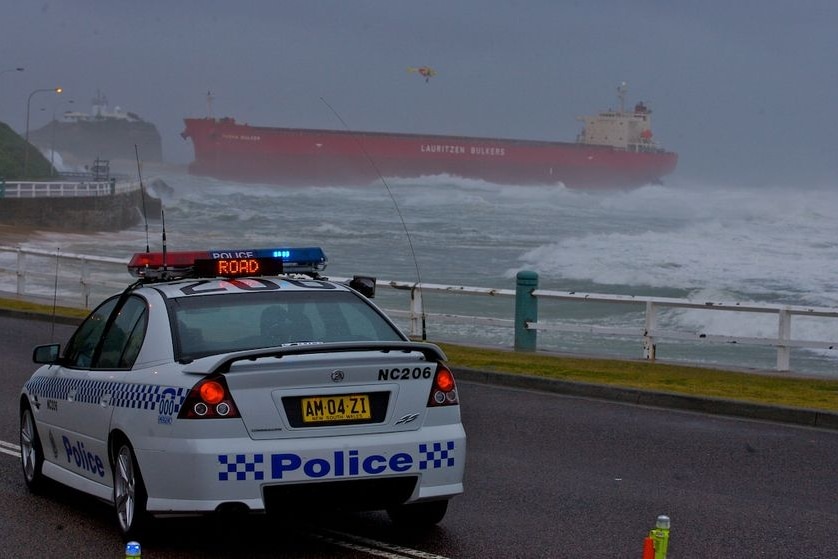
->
168, 291, 405, 360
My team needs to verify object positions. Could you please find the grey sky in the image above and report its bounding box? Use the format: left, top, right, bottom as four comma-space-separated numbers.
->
1, 0, 836, 186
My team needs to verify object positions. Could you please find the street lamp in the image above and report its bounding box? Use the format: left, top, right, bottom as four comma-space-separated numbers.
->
24, 86, 62, 177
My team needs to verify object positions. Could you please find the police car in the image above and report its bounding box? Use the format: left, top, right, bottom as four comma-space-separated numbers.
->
19, 247, 465, 538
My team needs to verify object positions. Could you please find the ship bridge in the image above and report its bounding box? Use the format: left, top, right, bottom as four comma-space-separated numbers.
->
576, 83, 662, 153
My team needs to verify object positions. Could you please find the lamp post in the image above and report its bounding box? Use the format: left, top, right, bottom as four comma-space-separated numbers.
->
24, 86, 62, 177
50, 99, 74, 176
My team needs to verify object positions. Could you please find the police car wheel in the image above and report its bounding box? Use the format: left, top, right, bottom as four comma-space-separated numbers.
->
20, 405, 46, 493
387, 499, 449, 527
113, 441, 149, 539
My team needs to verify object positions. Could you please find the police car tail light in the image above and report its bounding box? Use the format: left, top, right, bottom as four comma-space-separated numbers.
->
178, 375, 241, 419
428, 364, 459, 407
127, 246, 328, 280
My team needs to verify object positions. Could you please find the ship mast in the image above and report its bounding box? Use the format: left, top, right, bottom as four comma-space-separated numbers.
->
617, 81, 628, 113
206, 90, 214, 117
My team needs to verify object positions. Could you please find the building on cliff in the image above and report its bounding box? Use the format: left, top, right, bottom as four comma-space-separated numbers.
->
28, 91, 162, 167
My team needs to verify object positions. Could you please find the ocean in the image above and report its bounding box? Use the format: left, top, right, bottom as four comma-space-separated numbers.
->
9, 169, 838, 376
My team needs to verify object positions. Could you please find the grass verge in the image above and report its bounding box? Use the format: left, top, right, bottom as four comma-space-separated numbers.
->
0, 297, 90, 319
438, 343, 838, 412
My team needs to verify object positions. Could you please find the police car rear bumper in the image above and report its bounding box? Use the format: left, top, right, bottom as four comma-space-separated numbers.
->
139, 423, 466, 513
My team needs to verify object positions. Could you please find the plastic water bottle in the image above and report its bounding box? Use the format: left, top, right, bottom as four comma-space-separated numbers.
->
125, 541, 141, 558
650, 515, 670, 559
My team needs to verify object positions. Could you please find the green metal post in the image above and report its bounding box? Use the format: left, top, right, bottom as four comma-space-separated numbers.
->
514, 270, 538, 351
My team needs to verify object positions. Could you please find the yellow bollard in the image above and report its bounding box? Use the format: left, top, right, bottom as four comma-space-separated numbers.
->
648, 515, 670, 559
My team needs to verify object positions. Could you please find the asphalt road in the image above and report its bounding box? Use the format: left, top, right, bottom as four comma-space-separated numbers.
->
2, 315, 838, 558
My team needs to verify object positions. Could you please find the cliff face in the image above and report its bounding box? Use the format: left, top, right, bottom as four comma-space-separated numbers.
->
0, 121, 55, 179
28, 118, 163, 164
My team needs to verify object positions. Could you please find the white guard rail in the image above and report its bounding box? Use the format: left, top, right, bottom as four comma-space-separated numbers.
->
0, 246, 835, 372
526, 289, 838, 371
0, 180, 141, 198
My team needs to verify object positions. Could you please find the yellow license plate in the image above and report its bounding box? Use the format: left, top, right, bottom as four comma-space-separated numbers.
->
301, 394, 371, 423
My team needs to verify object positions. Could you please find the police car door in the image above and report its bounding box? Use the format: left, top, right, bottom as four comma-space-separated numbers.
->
49, 295, 148, 485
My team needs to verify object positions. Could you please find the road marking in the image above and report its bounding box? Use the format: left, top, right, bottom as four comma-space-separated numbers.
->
313, 529, 451, 559
0, 440, 21, 458
309, 532, 420, 559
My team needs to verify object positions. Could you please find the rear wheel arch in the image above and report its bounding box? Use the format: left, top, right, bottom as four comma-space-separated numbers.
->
108, 429, 130, 466
109, 431, 150, 539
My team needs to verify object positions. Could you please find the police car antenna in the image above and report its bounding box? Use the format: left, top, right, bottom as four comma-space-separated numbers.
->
134, 145, 151, 253
161, 208, 168, 275
50, 247, 59, 341
320, 97, 427, 340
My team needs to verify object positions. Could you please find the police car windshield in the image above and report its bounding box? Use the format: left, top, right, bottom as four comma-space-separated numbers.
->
168, 291, 406, 361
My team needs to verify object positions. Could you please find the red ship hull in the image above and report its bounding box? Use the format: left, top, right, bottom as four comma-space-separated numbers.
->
181, 118, 678, 189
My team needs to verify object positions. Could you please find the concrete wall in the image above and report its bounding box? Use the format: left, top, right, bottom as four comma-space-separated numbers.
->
0, 188, 162, 232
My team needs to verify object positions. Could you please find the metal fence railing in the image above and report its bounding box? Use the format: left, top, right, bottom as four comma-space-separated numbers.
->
0, 179, 141, 198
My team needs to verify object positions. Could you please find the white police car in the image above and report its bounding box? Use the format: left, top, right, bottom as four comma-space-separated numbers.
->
19, 247, 465, 538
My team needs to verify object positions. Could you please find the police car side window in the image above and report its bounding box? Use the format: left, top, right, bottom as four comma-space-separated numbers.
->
96, 296, 148, 369
64, 297, 120, 368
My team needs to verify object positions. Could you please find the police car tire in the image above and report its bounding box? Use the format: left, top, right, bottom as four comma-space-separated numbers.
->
113, 440, 150, 539
20, 405, 46, 493
386, 499, 449, 527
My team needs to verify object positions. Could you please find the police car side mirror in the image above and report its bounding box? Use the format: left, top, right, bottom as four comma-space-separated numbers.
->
349, 276, 376, 298
33, 344, 60, 364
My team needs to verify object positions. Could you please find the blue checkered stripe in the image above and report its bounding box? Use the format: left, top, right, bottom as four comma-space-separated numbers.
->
419, 441, 456, 470
218, 454, 265, 481
25, 376, 188, 412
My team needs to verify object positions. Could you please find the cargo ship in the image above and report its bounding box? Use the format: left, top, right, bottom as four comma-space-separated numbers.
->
181, 86, 677, 188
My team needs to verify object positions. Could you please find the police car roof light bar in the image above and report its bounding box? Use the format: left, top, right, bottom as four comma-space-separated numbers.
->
127, 247, 328, 279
